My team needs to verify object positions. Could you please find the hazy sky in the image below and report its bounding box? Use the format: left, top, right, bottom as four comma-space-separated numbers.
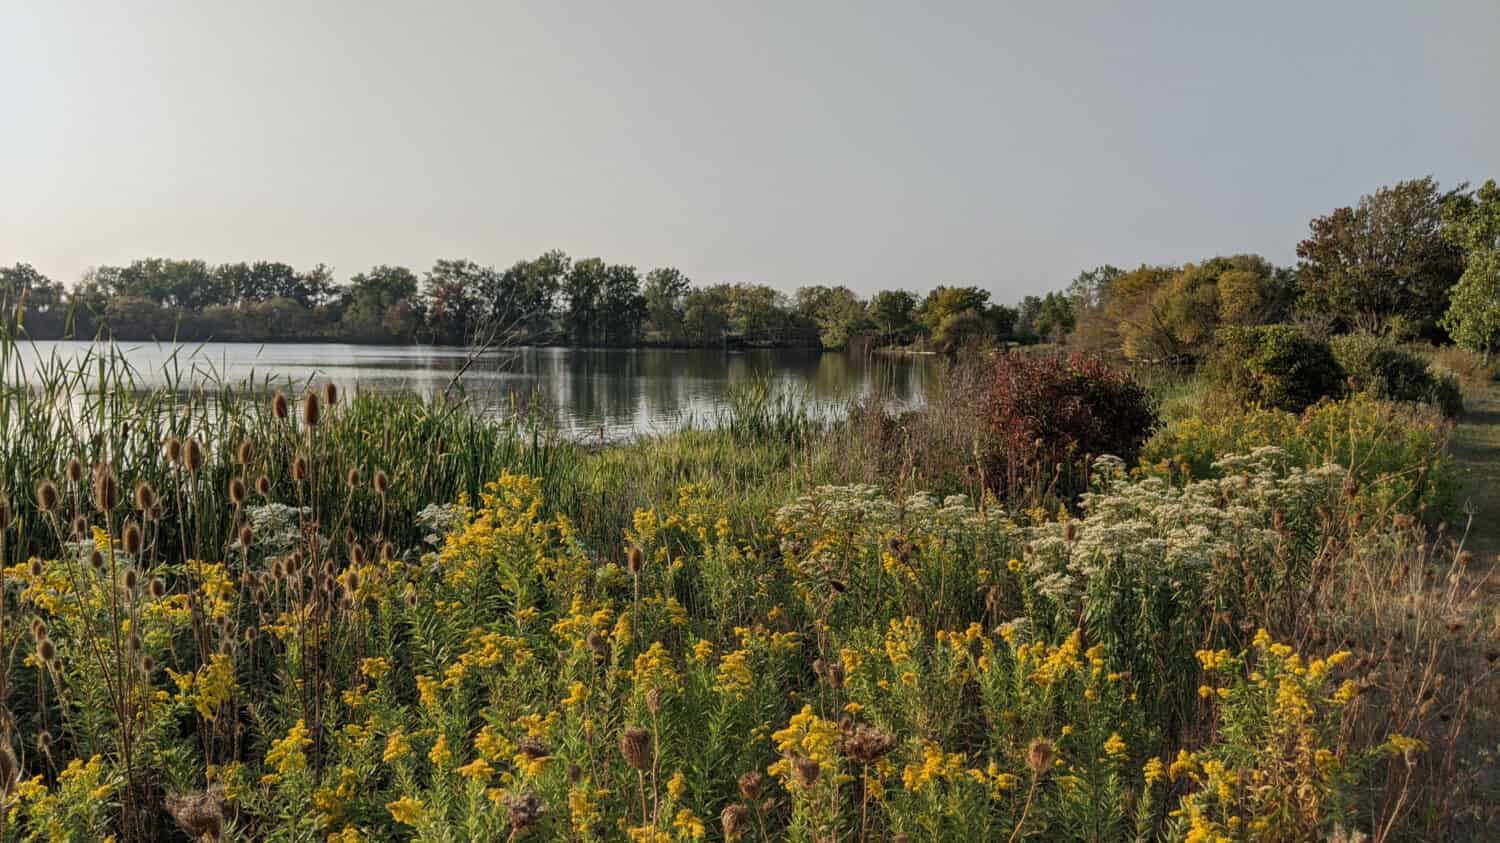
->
3, 1, 1496, 301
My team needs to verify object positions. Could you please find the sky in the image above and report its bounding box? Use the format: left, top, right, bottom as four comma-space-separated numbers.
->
2, 0, 1496, 302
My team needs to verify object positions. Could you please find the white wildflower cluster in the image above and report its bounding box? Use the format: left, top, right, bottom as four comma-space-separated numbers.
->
240, 503, 311, 556
416, 502, 469, 546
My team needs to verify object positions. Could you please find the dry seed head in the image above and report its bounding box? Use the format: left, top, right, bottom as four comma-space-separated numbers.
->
149, 577, 166, 599
322, 381, 339, 407
37, 638, 55, 663
721, 804, 749, 841
292, 455, 308, 483
122, 522, 142, 556
1026, 737, 1054, 775
127, 633, 142, 653
626, 545, 645, 574
236, 440, 253, 466
620, 726, 652, 770
301, 392, 321, 428
89, 550, 104, 571
65, 457, 83, 484
380, 541, 394, 562
239, 526, 253, 550
271, 391, 289, 420
505, 792, 543, 832
737, 771, 763, 802
373, 469, 389, 497
92, 465, 119, 510
350, 544, 365, 566
123, 567, 139, 594
29, 618, 45, 640
71, 515, 87, 539
35, 481, 58, 513
28, 559, 42, 578
228, 476, 246, 506
134, 482, 157, 512
165, 437, 183, 464
255, 475, 270, 497
141, 655, 154, 673
645, 686, 664, 715
184, 439, 205, 473
792, 756, 821, 787
346, 467, 360, 490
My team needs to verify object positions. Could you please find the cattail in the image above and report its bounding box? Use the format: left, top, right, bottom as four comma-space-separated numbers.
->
373, 470, 389, 497
239, 525, 253, 550
301, 392, 321, 428
184, 439, 205, 474
322, 381, 339, 407
37, 638, 55, 663
272, 391, 289, 420
627, 545, 645, 574
164, 437, 183, 465
738, 771, 763, 802
149, 577, 166, 599
292, 455, 308, 483
35, 481, 58, 513
792, 756, 821, 787
122, 522, 142, 555
65, 457, 83, 485
619, 726, 652, 771
237, 440, 253, 466
92, 465, 119, 510
1026, 737, 1054, 775
505, 792, 543, 833
228, 476, 247, 506
90, 550, 104, 571
721, 804, 749, 841
346, 467, 360, 490
255, 475, 271, 497
134, 482, 157, 512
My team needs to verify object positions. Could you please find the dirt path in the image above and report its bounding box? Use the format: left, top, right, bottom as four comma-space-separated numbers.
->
1449, 377, 1500, 564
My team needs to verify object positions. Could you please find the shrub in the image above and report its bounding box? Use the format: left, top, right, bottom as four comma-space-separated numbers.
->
982, 353, 1157, 499
1140, 392, 1456, 517
1210, 324, 1344, 412
1331, 332, 1463, 416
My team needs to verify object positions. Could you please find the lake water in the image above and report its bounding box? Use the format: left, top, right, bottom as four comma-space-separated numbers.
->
10, 342, 936, 440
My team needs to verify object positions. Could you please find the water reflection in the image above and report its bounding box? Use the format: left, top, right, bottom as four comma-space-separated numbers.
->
15, 342, 935, 440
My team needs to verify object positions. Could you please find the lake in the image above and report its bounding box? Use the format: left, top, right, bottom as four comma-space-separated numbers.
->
9, 342, 936, 440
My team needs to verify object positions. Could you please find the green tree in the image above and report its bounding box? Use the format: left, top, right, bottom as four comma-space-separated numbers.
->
869, 289, 918, 345
795, 285, 867, 350
488, 251, 568, 344
1296, 177, 1467, 336
344, 265, 421, 341
642, 267, 691, 343
562, 258, 608, 345
422, 259, 492, 345
682, 286, 731, 346
1440, 179, 1500, 358
599, 264, 646, 347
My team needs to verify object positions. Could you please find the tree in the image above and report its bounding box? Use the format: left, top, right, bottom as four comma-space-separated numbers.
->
795, 285, 867, 350
562, 258, 607, 345
422, 259, 492, 345
1296, 177, 1467, 337
344, 265, 421, 341
642, 267, 691, 343
682, 286, 731, 346
1441, 179, 1500, 358
599, 264, 646, 347
489, 251, 568, 344
869, 289, 918, 346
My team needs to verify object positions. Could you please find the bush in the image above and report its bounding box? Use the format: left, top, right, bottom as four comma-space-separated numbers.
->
1210, 324, 1345, 412
1331, 332, 1463, 416
982, 353, 1156, 499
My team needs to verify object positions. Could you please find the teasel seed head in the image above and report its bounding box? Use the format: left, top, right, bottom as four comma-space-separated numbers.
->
122, 521, 142, 556
721, 804, 749, 841
134, 482, 157, 512
566, 763, 582, 784
92, 465, 119, 510
184, 439, 205, 474
71, 515, 87, 539
301, 392, 321, 428
65, 457, 83, 485
37, 638, 55, 663
141, 655, 154, 673
127, 633, 142, 653
35, 481, 58, 514
89, 550, 104, 571
792, 755, 821, 788
228, 476, 246, 506
28, 559, 42, 578
271, 558, 285, 580
322, 381, 339, 407
826, 662, 845, 689
645, 686, 664, 715
505, 792, 543, 832
620, 726, 652, 770
292, 455, 308, 483
272, 390, 289, 420
123, 567, 138, 594
737, 770, 763, 802
344, 570, 359, 594
149, 577, 166, 599
373, 469, 389, 497
29, 618, 45, 640
350, 544, 365, 566
346, 467, 360, 490
236, 440, 253, 466
1026, 737, 1054, 775
239, 526, 253, 550
254, 475, 269, 497
380, 541, 394, 562
165, 437, 183, 464
626, 545, 645, 574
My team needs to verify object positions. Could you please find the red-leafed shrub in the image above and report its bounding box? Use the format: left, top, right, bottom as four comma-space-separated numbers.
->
983, 353, 1157, 498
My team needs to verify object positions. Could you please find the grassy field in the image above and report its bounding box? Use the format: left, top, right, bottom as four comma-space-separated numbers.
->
0, 341, 1493, 841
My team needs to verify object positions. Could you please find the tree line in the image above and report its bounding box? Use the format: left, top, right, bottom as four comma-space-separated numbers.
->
0, 253, 1054, 350
3, 175, 1495, 354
